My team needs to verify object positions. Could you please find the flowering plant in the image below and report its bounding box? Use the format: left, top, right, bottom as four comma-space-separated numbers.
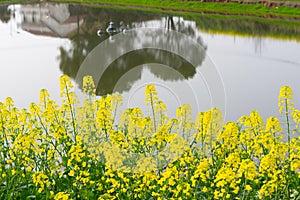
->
0, 75, 299, 199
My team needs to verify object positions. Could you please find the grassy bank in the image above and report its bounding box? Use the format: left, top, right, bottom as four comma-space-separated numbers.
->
74, 3, 300, 41
57, 0, 300, 18
1, 0, 300, 18
64, 0, 300, 41
191, 14, 300, 41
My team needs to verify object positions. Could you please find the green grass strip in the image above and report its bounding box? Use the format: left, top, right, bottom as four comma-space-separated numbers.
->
1, 0, 300, 18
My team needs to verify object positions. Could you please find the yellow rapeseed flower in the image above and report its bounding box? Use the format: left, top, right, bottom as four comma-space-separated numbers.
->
54, 192, 70, 200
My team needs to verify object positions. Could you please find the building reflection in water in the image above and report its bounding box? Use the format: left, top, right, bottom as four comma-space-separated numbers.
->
20, 4, 84, 38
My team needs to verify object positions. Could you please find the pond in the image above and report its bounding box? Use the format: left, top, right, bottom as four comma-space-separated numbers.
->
0, 3, 300, 121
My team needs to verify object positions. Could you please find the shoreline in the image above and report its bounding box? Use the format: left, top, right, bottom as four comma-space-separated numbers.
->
1, 1, 300, 41
1, 0, 300, 19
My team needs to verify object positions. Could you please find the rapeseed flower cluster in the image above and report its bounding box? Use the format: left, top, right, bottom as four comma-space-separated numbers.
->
0, 76, 299, 199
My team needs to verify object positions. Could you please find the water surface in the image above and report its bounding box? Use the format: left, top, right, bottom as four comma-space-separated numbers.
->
0, 3, 299, 121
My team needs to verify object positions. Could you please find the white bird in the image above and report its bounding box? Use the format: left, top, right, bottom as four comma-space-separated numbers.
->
106, 22, 117, 35
123, 25, 130, 34
97, 28, 104, 36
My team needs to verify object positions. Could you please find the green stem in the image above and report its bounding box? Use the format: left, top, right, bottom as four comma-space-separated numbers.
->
284, 98, 291, 199
112, 101, 119, 124
241, 178, 247, 200
64, 83, 77, 142
150, 92, 156, 132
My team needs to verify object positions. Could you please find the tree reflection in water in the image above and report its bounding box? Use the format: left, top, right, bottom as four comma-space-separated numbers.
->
0, 5, 10, 23
57, 5, 206, 95
96, 49, 198, 95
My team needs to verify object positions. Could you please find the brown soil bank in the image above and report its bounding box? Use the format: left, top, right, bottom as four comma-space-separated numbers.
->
200, 0, 300, 8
